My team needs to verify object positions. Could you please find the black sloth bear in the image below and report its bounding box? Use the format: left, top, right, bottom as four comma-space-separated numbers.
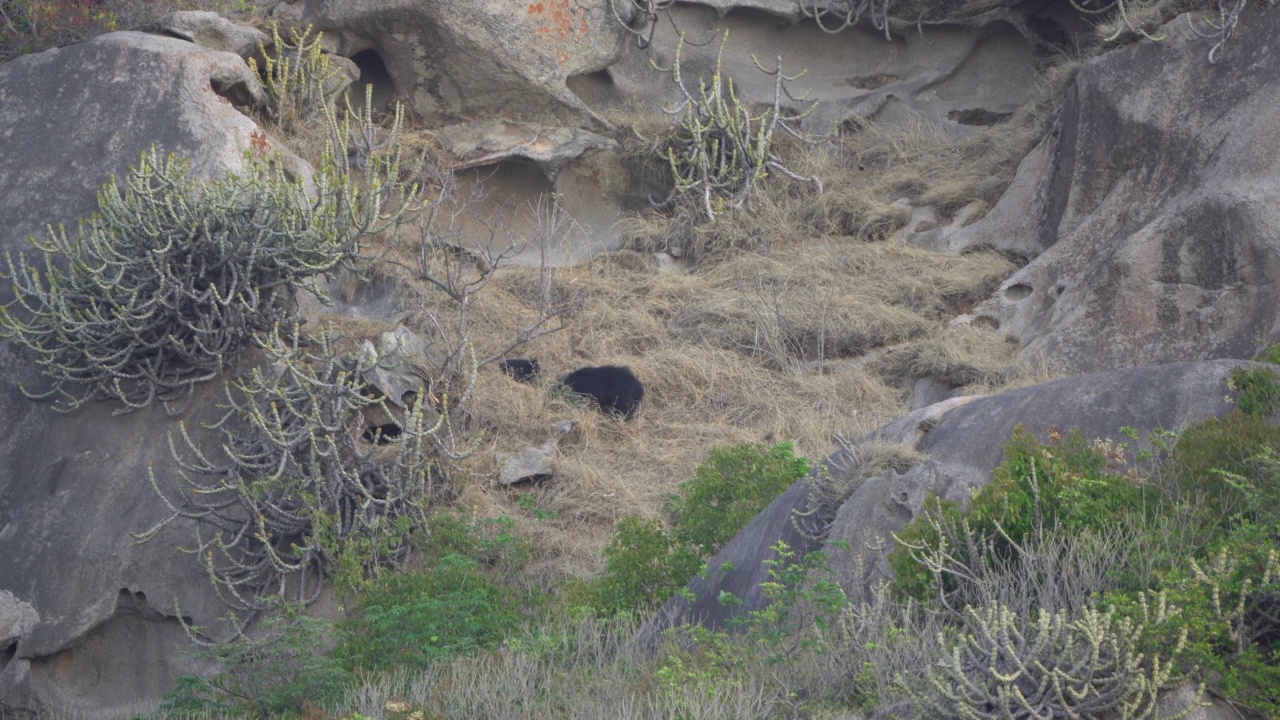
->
560, 365, 644, 420
500, 358, 541, 383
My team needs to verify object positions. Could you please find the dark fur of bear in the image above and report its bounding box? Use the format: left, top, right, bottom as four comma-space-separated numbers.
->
500, 358, 541, 383
361, 423, 402, 444
559, 365, 644, 420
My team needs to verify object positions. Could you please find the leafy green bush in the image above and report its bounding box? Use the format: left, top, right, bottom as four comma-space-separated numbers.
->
1229, 366, 1280, 416
163, 607, 351, 718
578, 442, 807, 615
584, 515, 702, 616
1107, 522, 1280, 717
1165, 409, 1280, 529
891, 426, 1146, 601
672, 441, 809, 556
336, 553, 521, 672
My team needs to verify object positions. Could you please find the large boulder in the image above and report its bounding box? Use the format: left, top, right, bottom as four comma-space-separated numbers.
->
591, 2, 1043, 136
0, 32, 302, 717
944, 9, 1280, 374
298, 0, 628, 127
642, 360, 1250, 635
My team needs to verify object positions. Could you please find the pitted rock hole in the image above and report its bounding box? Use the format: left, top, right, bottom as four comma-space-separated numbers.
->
973, 315, 1000, 331
208, 71, 259, 108
844, 73, 899, 90
1004, 283, 1033, 301
566, 68, 620, 110
349, 49, 395, 111
947, 108, 1014, 126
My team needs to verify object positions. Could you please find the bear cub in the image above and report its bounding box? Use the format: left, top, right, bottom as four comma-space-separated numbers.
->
500, 358, 540, 383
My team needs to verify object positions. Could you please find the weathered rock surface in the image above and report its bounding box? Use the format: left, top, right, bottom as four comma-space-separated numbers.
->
0, 592, 38, 652
144, 10, 269, 58
0, 32, 303, 717
437, 121, 629, 265
589, 2, 1044, 136
0, 32, 299, 257
947, 10, 1280, 374
299, 0, 627, 127
643, 360, 1251, 635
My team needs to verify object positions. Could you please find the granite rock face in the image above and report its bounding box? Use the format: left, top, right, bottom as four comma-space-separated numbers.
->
0, 32, 300, 717
642, 360, 1251, 635
946, 11, 1280, 374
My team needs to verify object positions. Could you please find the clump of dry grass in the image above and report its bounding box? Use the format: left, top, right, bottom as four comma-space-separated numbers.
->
385, 232, 1030, 579
870, 323, 1054, 393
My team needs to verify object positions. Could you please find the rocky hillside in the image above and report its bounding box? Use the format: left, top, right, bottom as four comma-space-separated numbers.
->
1, 1, 1278, 717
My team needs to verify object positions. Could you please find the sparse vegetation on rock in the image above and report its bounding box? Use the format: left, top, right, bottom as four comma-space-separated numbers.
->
656, 31, 821, 224
0, 143, 411, 413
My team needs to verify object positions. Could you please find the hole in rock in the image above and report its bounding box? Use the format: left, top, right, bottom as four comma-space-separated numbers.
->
349, 49, 395, 112
973, 315, 1000, 332
947, 108, 1014, 126
1004, 283, 1033, 301
566, 68, 620, 110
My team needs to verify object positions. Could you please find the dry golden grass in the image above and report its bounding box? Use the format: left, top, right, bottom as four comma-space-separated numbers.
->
330, 52, 1089, 582
376, 229, 1033, 578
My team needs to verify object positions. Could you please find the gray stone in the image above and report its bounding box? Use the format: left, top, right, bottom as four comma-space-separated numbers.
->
0, 32, 305, 262
498, 419, 579, 486
144, 10, 269, 58
366, 326, 442, 405
954, 11, 1280, 374
436, 121, 630, 266
641, 360, 1251, 639
299, 0, 627, 127
499, 444, 557, 486
1157, 682, 1238, 720
0, 32, 307, 718
0, 591, 38, 651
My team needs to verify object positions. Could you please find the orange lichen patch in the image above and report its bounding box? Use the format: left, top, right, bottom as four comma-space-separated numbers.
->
530, 0, 588, 43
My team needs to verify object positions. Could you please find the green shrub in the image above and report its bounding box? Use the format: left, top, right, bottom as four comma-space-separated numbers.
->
585, 515, 702, 616
911, 596, 1188, 720
579, 442, 808, 615
163, 607, 351, 718
1229, 366, 1280, 416
891, 426, 1146, 601
1253, 343, 1280, 366
658, 31, 820, 224
671, 441, 809, 556
336, 553, 521, 672
135, 328, 452, 617
1165, 409, 1280, 529
424, 509, 530, 571
250, 22, 343, 134
1109, 523, 1280, 717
